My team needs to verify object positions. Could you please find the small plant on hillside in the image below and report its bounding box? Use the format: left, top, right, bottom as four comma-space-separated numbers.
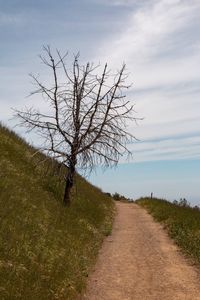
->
113, 192, 121, 201
178, 198, 190, 207
173, 198, 190, 207
112, 192, 129, 202
15, 46, 139, 205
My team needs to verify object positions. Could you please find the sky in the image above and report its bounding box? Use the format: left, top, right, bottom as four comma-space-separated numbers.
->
0, 0, 200, 204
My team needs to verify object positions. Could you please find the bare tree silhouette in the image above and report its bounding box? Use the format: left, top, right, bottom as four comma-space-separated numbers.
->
15, 46, 139, 205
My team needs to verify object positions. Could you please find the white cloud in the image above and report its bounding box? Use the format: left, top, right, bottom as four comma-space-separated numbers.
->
87, 0, 148, 7
93, 0, 200, 162
1, 0, 200, 165
127, 135, 200, 163
96, 0, 200, 75
0, 12, 23, 25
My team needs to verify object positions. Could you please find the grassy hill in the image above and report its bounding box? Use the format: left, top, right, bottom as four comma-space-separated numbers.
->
0, 124, 115, 299
136, 197, 200, 265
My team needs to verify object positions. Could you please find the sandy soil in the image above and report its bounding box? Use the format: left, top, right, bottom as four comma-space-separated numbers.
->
81, 202, 200, 300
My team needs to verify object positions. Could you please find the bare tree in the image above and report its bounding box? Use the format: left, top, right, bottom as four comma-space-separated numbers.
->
15, 46, 139, 205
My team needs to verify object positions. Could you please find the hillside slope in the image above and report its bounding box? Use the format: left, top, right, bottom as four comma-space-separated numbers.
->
0, 124, 114, 300
137, 197, 200, 265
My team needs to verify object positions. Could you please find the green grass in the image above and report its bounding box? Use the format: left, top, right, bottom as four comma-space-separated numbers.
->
0, 124, 115, 299
136, 197, 200, 264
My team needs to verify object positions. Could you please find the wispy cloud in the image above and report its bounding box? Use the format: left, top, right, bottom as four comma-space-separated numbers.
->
87, 0, 146, 7
128, 135, 200, 163
1, 0, 200, 164
92, 0, 200, 162
0, 12, 23, 25
96, 0, 200, 77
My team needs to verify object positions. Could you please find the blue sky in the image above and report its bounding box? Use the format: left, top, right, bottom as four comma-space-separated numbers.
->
1, 0, 200, 204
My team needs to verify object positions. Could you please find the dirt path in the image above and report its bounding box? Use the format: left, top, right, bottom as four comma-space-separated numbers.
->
82, 202, 200, 300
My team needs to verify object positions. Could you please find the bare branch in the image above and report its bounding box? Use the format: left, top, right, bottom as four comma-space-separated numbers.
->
14, 47, 140, 205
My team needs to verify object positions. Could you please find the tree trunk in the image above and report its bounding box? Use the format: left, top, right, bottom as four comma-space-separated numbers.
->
63, 164, 75, 206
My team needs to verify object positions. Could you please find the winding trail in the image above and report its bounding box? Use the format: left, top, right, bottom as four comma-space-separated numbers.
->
82, 202, 200, 300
